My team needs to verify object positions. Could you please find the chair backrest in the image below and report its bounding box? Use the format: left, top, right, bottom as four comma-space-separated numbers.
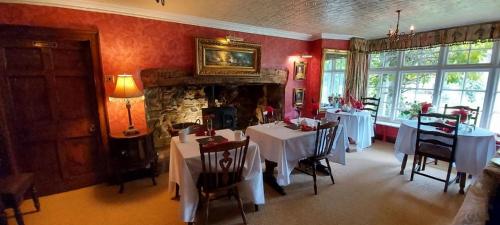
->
361, 97, 381, 125
313, 121, 339, 158
443, 104, 480, 126
416, 112, 460, 159
198, 137, 250, 192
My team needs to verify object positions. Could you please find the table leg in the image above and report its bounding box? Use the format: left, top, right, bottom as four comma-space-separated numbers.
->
400, 154, 408, 175
171, 184, 180, 200
459, 172, 466, 194
264, 160, 286, 195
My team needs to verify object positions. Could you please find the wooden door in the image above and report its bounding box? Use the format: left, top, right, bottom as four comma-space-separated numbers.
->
0, 26, 108, 195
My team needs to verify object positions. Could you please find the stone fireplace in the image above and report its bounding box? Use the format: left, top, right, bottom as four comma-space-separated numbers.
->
140, 68, 288, 149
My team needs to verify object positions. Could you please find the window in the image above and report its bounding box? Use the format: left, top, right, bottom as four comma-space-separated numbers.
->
397, 72, 436, 118
368, 42, 499, 128
404, 48, 440, 66
367, 73, 396, 117
490, 79, 500, 133
439, 71, 489, 121
369, 51, 398, 68
447, 42, 493, 65
320, 50, 347, 106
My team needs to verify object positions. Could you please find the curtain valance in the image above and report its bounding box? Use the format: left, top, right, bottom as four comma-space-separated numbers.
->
368, 21, 500, 52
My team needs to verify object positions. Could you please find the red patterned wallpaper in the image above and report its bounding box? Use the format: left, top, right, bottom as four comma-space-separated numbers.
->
0, 3, 348, 132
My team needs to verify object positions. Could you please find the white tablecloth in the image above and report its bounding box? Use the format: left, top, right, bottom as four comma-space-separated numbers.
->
394, 120, 496, 175
168, 129, 265, 222
245, 118, 349, 186
325, 109, 375, 150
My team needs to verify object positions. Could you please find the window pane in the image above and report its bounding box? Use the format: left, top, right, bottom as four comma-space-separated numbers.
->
367, 73, 395, 118
402, 73, 418, 89
464, 72, 488, 90
321, 72, 333, 105
462, 91, 485, 109
419, 73, 436, 89
447, 42, 494, 65
369, 52, 398, 68
323, 59, 333, 71
369, 53, 382, 68
443, 72, 465, 90
335, 57, 347, 70
440, 90, 463, 110
447, 50, 469, 64
384, 52, 399, 67
493, 93, 500, 112
403, 47, 439, 66
401, 72, 436, 89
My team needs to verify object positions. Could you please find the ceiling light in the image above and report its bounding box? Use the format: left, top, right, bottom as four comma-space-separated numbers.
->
387, 10, 415, 42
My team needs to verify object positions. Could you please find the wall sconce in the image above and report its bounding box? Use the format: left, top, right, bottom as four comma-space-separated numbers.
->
300, 54, 313, 58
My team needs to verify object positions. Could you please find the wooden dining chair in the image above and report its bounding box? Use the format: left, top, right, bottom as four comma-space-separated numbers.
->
362, 97, 380, 143
444, 104, 480, 126
361, 96, 381, 126
296, 121, 339, 195
197, 137, 251, 225
0, 173, 40, 225
410, 112, 461, 193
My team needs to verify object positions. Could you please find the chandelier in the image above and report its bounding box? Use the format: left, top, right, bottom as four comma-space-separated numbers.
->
155, 0, 166, 6
387, 10, 415, 42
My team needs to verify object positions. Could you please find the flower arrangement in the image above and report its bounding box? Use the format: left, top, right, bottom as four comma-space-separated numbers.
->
400, 101, 433, 119
265, 106, 274, 117
421, 102, 432, 113
452, 108, 469, 123
349, 95, 364, 110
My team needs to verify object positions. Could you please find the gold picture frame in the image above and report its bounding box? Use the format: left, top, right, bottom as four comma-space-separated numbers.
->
294, 88, 305, 107
196, 38, 261, 76
294, 61, 307, 80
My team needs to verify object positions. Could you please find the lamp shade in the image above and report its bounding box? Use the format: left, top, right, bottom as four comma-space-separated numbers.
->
110, 74, 143, 98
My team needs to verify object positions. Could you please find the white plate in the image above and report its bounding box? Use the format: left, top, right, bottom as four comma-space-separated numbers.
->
491, 158, 500, 167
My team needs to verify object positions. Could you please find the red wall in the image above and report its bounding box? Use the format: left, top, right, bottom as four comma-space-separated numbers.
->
0, 3, 348, 133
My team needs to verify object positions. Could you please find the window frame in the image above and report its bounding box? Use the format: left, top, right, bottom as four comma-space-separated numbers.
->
367, 41, 500, 128
319, 48, 348, 108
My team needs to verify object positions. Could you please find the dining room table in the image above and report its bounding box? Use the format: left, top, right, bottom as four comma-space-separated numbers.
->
168, 129, 265, 223
245, 118, 349, 195
325, 108, 374, 150
394, 120, 497, 193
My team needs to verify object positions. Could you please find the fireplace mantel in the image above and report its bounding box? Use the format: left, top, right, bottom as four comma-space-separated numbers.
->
140, 68, 288, 88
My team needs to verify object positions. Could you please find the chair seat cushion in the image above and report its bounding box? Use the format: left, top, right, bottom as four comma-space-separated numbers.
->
0, 173, 34, 195
418, 143, 452, 160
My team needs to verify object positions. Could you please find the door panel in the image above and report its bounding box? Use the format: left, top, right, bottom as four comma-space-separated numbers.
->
0, 26, 106, 195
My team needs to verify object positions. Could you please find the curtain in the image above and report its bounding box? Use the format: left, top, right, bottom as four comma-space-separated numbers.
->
345, 38, 368, 100
368, 21, 500, 52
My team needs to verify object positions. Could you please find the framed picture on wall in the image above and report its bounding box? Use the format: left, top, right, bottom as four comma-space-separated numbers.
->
196, 38, 261, 76
294, 88, 305, 106
294, 61, 307, 80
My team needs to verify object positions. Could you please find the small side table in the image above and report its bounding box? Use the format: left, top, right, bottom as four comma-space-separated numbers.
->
109, 130, 158, 193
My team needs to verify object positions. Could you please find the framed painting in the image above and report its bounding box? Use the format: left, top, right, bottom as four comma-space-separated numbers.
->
294, 61, 307, 80
196, 38, 261, 76
294, 88, 305, 107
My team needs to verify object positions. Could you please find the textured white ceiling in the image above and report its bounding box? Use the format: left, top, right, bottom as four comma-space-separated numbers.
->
26, 0, 500, 39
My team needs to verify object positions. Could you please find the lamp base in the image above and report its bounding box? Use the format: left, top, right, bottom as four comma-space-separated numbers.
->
123, 126, 140, 136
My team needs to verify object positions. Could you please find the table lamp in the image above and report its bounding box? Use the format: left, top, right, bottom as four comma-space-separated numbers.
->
109, 74, 144, 136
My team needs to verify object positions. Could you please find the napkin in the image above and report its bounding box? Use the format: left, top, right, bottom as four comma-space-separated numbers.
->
300, 125, 315, 132
436, 121, 456, 133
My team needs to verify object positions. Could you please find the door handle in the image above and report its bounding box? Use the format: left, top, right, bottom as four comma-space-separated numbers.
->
89, 124, 97, 133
